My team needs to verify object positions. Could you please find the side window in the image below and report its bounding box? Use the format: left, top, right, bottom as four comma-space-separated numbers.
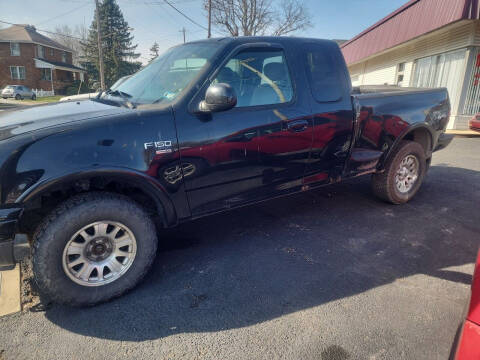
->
305, 44, 343, 102
212, 49, 293, 107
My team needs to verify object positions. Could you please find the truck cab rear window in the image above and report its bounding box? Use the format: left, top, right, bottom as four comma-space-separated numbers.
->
305, 44, 342, 103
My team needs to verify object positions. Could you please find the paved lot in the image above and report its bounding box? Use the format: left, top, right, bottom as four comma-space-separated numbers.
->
0, 137, 479, 360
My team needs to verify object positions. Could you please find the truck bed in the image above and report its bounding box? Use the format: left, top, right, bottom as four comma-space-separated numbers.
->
346, 86, 451, 176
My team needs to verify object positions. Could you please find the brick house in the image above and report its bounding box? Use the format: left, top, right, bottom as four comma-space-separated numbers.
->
0, 24, 86, 94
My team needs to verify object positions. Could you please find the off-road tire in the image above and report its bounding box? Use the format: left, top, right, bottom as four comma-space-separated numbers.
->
32, 192, 158, 306
371, 140, 427, 204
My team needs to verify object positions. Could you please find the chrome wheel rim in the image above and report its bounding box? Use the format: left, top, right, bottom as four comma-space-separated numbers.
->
395, 154, 419, 193
62, 221, 137, 287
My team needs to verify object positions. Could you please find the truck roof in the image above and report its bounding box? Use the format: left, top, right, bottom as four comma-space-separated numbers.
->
187, 36, 339, 48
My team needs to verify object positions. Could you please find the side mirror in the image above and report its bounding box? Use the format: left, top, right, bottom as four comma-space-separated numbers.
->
199, 83, 237, 113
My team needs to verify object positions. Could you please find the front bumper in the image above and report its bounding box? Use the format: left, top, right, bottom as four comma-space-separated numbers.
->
1, 93, 14, 98
0, 208, 29, 270
434, 133, 454, 152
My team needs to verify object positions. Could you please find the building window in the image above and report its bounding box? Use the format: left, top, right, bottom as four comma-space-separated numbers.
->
412, 49, 466, 109
37, 45, 44, 58
10, 42, 20, 56
41, 68, 52, 81
50, 48, 54, 56
10, 66, 26, 80
396, 62, 405, 86
463, 48, 480, 115
62, 51, 67, 63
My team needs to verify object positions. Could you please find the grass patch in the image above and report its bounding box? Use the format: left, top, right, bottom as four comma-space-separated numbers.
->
36, 96, 63, 103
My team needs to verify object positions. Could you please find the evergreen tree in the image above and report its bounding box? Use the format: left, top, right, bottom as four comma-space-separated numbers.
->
82, 0, 140, 87
149, 42, 160, 62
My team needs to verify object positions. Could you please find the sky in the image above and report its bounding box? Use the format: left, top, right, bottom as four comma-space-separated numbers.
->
0, 0, 408, 64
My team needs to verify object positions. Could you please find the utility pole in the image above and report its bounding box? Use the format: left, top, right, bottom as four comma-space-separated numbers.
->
180, 27, 186, 43
95, 0, 105, 90
207, 0, 212, 38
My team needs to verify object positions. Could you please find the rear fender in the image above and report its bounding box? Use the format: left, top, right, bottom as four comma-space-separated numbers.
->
378, 124, 434, 170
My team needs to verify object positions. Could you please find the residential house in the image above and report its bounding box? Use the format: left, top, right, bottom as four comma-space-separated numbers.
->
341, 0, 480, 130
0, 24, 86, 94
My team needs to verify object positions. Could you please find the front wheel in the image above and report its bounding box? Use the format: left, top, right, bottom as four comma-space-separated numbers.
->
371, 140, 426, 204
15, 94, 21, 100
32, 192, 158, 306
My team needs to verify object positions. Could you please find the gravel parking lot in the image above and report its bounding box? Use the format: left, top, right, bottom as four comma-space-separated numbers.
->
0, 137, 478, 360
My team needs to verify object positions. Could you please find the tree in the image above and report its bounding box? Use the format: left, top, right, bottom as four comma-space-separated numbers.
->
205, 0, 311, 37
50, 24, 87, 66
149, 42, 160, 62
82, 0, 140, 87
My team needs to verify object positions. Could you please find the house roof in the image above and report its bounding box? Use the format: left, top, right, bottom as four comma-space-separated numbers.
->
34, 58, 85, 72
341, 0, 480, 65
0, 24, 73, 52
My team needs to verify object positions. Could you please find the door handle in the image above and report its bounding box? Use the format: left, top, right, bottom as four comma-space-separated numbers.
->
286, 120, 309, 132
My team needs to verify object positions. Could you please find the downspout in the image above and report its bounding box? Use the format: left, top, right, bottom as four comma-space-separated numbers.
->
50, 68, 54, 95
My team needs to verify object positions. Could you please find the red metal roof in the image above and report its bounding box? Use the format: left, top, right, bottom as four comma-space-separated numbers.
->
341, 0, 480, 65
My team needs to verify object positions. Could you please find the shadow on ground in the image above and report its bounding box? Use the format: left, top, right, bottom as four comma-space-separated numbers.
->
44, 165, 479, 341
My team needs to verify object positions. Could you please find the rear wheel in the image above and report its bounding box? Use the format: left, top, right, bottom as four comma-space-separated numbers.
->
32, 192, 158, 306
31, 94, 36, 100
371, 140, 426, 204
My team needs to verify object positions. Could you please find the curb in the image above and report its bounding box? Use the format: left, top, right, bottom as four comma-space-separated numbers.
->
0, 265, 21, 317
445, 130, 480, 137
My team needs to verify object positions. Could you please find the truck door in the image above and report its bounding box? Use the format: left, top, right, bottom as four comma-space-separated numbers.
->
301, 42, 355, 186
180, 44, 313, 216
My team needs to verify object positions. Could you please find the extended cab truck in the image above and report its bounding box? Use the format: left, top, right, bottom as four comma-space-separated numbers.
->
0, 37, 452, 306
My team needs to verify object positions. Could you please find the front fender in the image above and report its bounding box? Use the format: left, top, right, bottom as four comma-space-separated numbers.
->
16, 167, 178, 227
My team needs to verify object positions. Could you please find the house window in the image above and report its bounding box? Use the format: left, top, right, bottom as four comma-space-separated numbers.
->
396, 62, 406, 86
50, 48, 54, 57
62, 51, 67, 63
10, 66, 26, 80
37, 45, 44, 58
10, 42, 20, 56
41, 68, 52, 81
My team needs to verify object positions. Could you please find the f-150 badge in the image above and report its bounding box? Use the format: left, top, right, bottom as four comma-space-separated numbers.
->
144, 141, 173, 154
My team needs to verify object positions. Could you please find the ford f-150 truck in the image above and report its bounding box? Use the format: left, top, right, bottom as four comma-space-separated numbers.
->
0, 37, 452, 306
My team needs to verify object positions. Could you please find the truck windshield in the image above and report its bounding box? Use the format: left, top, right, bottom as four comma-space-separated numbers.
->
108, 42, 222, 106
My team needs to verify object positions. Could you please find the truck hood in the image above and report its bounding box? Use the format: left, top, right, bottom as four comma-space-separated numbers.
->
0, 99, 128, 141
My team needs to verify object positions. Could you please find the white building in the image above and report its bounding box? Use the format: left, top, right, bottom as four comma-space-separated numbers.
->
341, 0, 480, 130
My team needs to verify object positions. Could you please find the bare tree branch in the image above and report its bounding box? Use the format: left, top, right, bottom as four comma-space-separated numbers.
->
50, 24, 88, 66
206, 0, 309, 37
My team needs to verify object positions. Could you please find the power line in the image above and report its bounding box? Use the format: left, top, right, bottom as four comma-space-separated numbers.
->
160, 0, 208, 31
0, 2, 91, 38
36, 2, 91, 26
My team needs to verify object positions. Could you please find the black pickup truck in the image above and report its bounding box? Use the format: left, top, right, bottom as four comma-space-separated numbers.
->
0, 37, 452, 306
